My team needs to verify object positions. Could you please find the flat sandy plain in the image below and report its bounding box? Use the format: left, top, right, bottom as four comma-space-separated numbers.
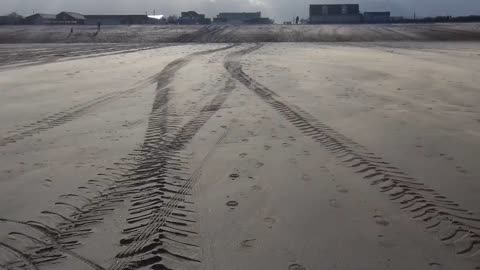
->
0, 40, 480, 270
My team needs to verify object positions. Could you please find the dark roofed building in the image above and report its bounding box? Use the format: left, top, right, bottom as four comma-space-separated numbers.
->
0, 13, 23, 25
85, 15, 153, 25
24, 13, 56, 25
179, 11, 210, 25
310, 4, 360, 16
309, 4, 362, 24
56, 12, 86, 24
214, 12, 271, 24
363, 12, 391, 23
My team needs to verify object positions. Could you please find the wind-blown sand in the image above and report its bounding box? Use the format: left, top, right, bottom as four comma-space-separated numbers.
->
0, 42, 479, 270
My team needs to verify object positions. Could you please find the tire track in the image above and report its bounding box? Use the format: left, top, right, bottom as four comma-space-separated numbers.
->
108, 78, 235, 270
0, 44, 176, 70
0, 86, 140, 147
174, 26, 228, 43
0, 242, 38, 270
0, 45, 237, 270
0, 44, 236, 148
224, 44, 480, 264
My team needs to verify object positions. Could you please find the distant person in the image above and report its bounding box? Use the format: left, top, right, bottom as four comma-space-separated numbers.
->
68, 27, 74, 38
97, 21, 101, 31
296, 16, 300, 25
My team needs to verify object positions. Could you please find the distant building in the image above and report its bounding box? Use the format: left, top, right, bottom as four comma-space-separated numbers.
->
179, 11, 210, 25
390, 16, 404, 23
364, 12, 391, 23
0, 13, 23, 25
309, 4, 362, 24
214, 12, 272, 24
24, 13, 56, 25
56, 12, 86, 24
84, 15, 157, 25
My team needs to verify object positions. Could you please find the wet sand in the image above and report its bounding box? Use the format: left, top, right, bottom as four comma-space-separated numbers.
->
0, 42, 479, 270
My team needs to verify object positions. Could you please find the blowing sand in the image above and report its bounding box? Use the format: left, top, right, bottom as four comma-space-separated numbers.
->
0, 42, 479, 270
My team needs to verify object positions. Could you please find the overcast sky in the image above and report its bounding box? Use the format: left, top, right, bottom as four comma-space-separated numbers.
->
3, 0, 480, 21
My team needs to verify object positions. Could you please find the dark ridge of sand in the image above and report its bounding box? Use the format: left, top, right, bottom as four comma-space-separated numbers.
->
1, 23, 480, 43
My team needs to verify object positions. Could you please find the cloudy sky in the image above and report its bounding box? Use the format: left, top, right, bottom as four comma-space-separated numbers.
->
3, 0, 480, 21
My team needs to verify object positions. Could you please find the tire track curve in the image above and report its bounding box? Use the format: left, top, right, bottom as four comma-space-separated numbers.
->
0, 44, 237, 270
0, 44, 236, 148
0, 90, 131, 147
224, 44, 480, 265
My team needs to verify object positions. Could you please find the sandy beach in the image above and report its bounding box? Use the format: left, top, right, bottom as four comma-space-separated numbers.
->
0, 40, 479, 269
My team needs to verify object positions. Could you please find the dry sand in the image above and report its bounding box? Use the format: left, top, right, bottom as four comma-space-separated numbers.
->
0, 42, 479, 270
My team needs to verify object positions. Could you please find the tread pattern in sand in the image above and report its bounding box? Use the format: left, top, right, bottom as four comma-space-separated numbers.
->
0, 44, 176, 69
0, 45, 236, 270
224, 44, 480, 264
0, 86, 143, 147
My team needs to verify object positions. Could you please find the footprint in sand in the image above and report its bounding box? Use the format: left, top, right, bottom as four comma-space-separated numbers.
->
329, 199, 340, 208
239, 153, 248, 158
240, 239, 256, 248
264, 217, 276, 228
456, 166, 468, 174
264, 145, 271, 150
336, 185, 349, 193
301, 174, 312, 182
289, 264, 306, 270
256, 161, 264, 168
226, 201, 239, 208
373, 214, 390, 226
229, 173, 240, 180
43, 179, 53, 187
428, 262, 442, 269
251, 185, 262, 192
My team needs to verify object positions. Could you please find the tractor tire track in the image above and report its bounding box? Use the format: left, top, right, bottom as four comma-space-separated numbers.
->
0, 242, 38, 270
0, 86, 140, 147
0, 44, 236, 148
0, 45, 237, 270
174, 26, 228, 43
0, 44, 177, 70
108, 78, 235, 270
224, 44, 480, 264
